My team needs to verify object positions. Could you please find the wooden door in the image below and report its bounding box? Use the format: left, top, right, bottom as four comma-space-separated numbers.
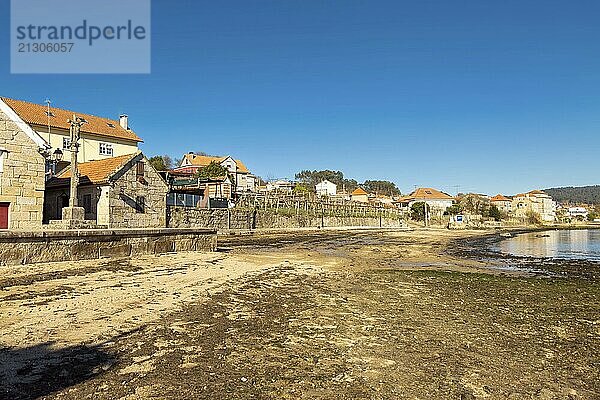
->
0, 203, 9, 229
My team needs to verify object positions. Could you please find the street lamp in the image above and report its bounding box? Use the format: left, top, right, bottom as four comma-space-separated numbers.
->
48, 147, 64, 177
53, 148, 63, 162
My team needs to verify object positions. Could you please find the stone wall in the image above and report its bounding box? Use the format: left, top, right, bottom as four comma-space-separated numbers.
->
167, 207, 406, 230
0, 228, 217, 266
108, 154, 169, 228
0, 109, 46, 229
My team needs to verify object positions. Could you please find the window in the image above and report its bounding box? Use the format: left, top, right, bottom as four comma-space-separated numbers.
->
62, 137, 71, 150
136, 196, 145, 213
136, 161, 145, 178
99, 143, 113, 156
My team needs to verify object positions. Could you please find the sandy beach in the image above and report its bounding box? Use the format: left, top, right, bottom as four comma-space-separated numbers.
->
1, 229, 598, 399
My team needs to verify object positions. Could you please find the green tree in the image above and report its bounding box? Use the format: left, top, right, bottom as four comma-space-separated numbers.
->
445, 204, 463, 216
148, 155, 173, 171
293, 183, 311, 194
525, 210, 542, 225
362, 180, 401, 196
544, 185, 600, 205
294, 169, 358, 192
456, 193, 490, 215
195, 161, 229, 179
488, 205, 503, 221
411, 202, 426, 221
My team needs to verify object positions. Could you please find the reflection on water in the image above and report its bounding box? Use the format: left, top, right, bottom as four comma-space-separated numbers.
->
498, 230, 600, 261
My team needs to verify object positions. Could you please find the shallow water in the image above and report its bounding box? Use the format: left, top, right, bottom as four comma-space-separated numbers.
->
497, 229, 600, 261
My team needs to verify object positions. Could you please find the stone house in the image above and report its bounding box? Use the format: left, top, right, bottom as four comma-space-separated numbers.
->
512, 190, 556, 222
316, 180, 337, 197
490, 194, 512, 213
45, 152, 169, 228
0, 98, 49, 229
1, 97, 142, 164
174, 153, 256, 193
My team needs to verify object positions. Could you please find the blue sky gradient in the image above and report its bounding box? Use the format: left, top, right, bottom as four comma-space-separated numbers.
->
1, 0, 599, 195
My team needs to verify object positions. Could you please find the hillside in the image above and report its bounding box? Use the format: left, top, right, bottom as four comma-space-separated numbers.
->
544, 185, 600, 204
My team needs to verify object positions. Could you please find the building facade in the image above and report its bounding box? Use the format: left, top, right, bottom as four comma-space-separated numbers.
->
568, 207, 589, 219
45, 152, 168, 228
166, 171, 234, 209
490, 194, 512, 213
0, 100, 48, 229
351, 188, 369, 203
1, 97, 141, 165
407, 187, 455, 211
174, 153, 256, 193
266, 180, 294, 193
512, 190, 556, 222
316, 180, 337, 197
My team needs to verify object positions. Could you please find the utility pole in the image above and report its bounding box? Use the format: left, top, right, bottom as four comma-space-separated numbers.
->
45, 99, 51, 135
67, 115, 86, 208
453, 185, 461, 196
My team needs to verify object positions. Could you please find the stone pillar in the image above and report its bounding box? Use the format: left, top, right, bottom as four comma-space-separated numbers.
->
62, 115, 86, 228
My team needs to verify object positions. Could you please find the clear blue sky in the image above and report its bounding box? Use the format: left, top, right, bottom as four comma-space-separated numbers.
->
1, 0, 599, 195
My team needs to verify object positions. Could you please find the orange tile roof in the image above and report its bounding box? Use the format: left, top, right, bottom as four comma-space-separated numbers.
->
2, 97, 142, 143
352, 188, 368, 196
409, 187, 453, 200
182, 153, 250, 173
394, 195, 413, 203
234, 159, 250, 174
491, 194, 511, 202
58, 153, 137, 184
514, 190, 548, 198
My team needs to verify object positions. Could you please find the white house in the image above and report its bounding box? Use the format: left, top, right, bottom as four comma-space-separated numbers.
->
316, 180, 337, 197
1, 97, 142, 164
568, 207, 589, 219
407, 187, 454, 212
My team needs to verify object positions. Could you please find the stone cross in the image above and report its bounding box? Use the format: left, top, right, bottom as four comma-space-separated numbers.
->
67, 115, 85, 208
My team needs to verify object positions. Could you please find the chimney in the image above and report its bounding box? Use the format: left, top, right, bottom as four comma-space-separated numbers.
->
119, 114, 129, 130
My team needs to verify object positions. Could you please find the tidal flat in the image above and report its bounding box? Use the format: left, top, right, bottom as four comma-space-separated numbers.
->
1, 229, 598, 399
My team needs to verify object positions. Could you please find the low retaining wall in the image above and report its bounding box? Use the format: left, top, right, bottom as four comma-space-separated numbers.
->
0, 228, 217, 266
167, 207, 405, 230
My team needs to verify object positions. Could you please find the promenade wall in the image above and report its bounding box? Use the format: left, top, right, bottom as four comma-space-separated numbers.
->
167, 207, 406, 230
0, 228, 217, 266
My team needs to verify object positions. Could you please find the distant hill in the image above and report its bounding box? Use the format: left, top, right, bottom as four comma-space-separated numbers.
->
544, 185, 600, 204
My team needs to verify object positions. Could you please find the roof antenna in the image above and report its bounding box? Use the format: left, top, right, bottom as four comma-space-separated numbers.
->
45, 98, 51, 135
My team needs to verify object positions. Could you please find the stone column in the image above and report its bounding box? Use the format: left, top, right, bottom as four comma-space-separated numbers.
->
62, 115, 86, 227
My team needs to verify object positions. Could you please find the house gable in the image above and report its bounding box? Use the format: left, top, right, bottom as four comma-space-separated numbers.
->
0, 98, 49, 150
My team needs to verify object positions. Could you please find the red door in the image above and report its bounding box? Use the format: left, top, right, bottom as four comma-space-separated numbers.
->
0, 203, 9, 229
